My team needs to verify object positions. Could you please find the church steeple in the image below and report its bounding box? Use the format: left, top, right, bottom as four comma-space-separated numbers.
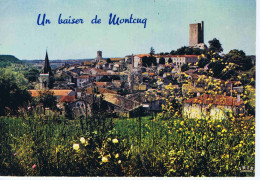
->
43, 50, 52, 75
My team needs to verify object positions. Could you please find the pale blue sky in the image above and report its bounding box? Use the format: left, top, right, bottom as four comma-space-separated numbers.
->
0, 0, 256, 60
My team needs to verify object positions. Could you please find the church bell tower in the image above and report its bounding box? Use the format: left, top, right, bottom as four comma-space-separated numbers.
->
39, 51, 53, 89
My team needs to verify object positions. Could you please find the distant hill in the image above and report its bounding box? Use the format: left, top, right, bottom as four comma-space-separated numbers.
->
0, 55, 22, 67
22, 59, 93, 69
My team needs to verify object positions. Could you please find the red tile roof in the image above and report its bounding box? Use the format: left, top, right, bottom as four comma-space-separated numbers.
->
28, 89, 73, 97
59, 95, 76, 103
78, 75, 90, 79
86, 87, 117, 94
184, 94, 243, 106
136, 54, 200, 58
94, 82, 111, 87
135, 54, 151, 58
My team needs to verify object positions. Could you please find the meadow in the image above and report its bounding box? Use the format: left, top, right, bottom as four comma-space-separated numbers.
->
0, 110, 255, 176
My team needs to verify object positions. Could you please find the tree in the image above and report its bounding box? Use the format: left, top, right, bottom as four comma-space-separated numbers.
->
142, 56, 156, 67
168, 58, 173, 64
170, 50, 176, 55
175, 46, 186, 55
159, 57, 165, 65
208, 61, 226, 78
224, 49, 253, 70
181, 64, 189, 72
0, 71, 31, 115
150, 47, 155, 56
24, 68, 40, 82
38, 90, 57, 115
142, 56, 151, 67
208, 38, 223, 53
106, 58, 112, 63
198, 58, 210, 68
149, 56, 157, 66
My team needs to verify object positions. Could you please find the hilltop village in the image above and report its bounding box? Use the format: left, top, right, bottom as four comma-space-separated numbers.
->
27, 21, 255, 120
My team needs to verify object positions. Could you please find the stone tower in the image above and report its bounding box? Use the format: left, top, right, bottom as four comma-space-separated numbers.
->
189, 21, 204, 47
95, 50, 103, 62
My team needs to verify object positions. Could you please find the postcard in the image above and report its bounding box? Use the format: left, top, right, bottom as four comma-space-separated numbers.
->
0, 0, 257, 178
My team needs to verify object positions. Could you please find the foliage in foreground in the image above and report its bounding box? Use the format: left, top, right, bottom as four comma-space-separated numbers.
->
0, 110, 255, 176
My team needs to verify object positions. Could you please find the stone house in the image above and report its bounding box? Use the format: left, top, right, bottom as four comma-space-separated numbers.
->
58, 95, 86, 119
183, 94, 245, 120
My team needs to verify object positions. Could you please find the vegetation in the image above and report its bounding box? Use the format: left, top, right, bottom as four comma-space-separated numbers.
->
0, 70, 31, 116
159, 57, 165, 64
208, 38, 223, 54
170, 46, 205, 55
0, 109, 255, 176
149, 47, 155, 56
181, 63, 189, 72
0, 55, 22, 68
142, 56, 157, 67
168, 57, 173, 64
24, 68, 40, 82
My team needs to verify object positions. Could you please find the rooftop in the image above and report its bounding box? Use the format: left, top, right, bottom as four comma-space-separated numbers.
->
184, 94, 243, 106
86, 87, 117, 94
102, 93, 141, 111
28, 89, 73, 97
59, 95, 76, 103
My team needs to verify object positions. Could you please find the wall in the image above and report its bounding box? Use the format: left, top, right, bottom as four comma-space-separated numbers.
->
183, 103, 236, 120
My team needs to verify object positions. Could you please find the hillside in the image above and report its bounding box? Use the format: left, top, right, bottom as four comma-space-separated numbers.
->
0, 55, 22, 67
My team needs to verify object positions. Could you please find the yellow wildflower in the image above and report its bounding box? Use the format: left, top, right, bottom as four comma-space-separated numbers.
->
102, 156, 109, 163
112, 139, 119, 144
80, 137, 86, 144
73, 143, 80, 151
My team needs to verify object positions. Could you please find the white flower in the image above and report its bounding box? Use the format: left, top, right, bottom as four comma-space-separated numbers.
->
80, 137, 86, 144
112, 139, 119, 144
118, 160, 121, 164
73, 143, 80, 150
102, 156, 109, 163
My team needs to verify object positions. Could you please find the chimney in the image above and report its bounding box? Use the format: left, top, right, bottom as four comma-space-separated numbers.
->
131, 54, 134, 69
237, 94, 240, 103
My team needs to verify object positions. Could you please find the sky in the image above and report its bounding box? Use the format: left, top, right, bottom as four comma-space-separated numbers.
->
0, 0, 256, 60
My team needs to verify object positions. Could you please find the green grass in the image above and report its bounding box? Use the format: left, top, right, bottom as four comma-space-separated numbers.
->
0, 112, 255, 176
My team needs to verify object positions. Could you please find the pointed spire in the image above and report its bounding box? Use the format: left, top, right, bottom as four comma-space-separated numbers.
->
43, 50, 52, 75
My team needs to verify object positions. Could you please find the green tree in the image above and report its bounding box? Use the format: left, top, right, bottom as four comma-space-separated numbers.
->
208, 38, 223, 53
142, 56, 149, 67
150, 47, 155, 56
142, 56, 156, 67
224, 49, 253, 70
181, 64, 189, 72
106, 58, 112, 63
0, 71, 31, 115
198, 58, 210, 68
159, 57, 165, 64
170, 50, 176, 55
38, 90, 57, 115
24, 68, 40, 82
168, 57, 173, 64
149, 56, 157, 66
